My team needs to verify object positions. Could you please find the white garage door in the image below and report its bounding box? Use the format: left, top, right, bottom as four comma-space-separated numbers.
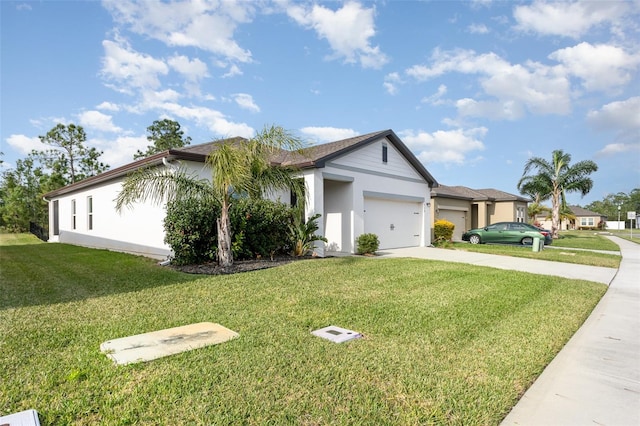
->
438, 210, 467, 241
364, 198, 422, 249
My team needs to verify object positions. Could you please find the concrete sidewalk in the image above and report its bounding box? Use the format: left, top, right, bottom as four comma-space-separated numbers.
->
379, 238, 640, 425
501, 237, 640, 426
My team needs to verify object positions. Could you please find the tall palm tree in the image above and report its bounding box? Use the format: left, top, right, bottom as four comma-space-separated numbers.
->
116, 125, 306, 267
517, 149, 597, 238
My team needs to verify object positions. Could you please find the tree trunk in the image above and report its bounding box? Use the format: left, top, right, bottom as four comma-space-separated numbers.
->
217, 201, 233, 268
551, 191, 560, 239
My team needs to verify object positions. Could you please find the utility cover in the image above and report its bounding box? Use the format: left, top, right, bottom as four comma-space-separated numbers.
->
0, 409, 41, 426
312, 325, 362, 343
100, 322, 239, 365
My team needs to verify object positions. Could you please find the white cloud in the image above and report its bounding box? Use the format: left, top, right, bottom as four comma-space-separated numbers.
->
406, 49, 571, 119
587, 97, 640, 130
421, 84, 448, 105
159, 102, 254, 138
101, 37, 169, 93
287, 1, 388, 69
597, 143, 640, 156
468, 23, 489, 34
399, 127, 487, 165
6, 134, 45, 155
222, 64, 243, 78
96, 101, 120, 112
549, 42, 640, 92
383, 72, 402, 95
299, 127, 359, 143
589, 97, 640, 156
77, 110, 122, 133
92, 135, 149, 167
513, 1, 629, 38
168, 55, 209, 81
233, 93, 260, 113
102, 0, 254, 63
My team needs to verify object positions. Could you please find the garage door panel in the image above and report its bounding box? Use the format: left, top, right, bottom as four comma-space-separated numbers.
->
438, 210, 466, 241
364, 198, 421, 249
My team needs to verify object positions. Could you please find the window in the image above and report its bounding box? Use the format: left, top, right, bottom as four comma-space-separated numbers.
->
382, 143, 388, 163
87, 196, 93, 230
53, 200, 59, 236
71, 199, 76, 230
580, 217, 594, 227
516, 206, 525, 222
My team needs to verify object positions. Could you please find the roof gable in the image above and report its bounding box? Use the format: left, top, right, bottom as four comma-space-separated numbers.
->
286, 129, 437, 185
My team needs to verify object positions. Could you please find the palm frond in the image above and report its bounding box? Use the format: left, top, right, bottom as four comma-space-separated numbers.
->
115, 166, 211, 212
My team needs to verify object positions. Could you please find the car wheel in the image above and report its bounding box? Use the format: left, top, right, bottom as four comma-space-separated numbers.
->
521, 237, 533, 245
469, 234, 481, 244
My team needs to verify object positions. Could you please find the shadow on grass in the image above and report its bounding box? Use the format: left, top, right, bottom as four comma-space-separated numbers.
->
0, 243, 202, 310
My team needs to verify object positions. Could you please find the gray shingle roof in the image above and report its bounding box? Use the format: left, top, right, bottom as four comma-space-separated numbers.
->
567, 205, 607, 217
431, 185, 529, 202
44, 130, 437, 198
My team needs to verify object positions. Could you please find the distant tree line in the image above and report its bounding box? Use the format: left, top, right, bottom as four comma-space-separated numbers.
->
584, 189, 640, 222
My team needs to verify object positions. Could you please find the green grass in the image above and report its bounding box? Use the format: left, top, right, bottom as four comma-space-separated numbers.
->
0, 232, 45, 246
1, 241, 607, 425
552, 231, 621, 250
450, 242, 621, 268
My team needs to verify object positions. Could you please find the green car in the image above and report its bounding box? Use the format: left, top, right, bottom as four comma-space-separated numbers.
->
462, 222, 551, 245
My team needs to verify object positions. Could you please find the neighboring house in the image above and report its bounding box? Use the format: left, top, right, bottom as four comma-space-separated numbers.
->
43, 130, 438, 258
535, 205, 607, 231
430, 185, 529, 241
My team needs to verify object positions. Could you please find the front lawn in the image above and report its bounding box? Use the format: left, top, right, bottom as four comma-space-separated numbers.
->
450, 242, 621, 268
0, 242, 606, 424
553, 231, 621, 250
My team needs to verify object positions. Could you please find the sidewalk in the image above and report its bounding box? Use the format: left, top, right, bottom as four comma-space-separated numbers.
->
501, 236, 640, 425
380, 238, 640, 425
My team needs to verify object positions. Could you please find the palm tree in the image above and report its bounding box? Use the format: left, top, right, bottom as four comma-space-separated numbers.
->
517, 150, 597, 239
116, 125, 306, 267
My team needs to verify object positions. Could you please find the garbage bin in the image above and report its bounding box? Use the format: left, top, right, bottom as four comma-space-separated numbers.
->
532, 236, 544, 252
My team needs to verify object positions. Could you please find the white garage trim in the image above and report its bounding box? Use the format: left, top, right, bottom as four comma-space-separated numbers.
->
363, 190, 424, 203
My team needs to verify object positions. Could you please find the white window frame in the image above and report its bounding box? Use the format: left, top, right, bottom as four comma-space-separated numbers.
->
71, 199, 76, 230
87, 196, 93, 230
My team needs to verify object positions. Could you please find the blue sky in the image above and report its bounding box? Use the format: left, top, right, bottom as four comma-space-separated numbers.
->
2, 0, 639, 206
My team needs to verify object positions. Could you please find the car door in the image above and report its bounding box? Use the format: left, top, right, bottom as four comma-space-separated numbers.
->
507, 223, 529, 243
483, 223, 508, 243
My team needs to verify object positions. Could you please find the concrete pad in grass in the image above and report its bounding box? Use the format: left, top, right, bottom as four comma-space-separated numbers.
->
100, 322, 239, 365
0, 409, 41, 426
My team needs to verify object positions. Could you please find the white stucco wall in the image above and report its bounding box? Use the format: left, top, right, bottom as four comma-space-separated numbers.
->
47, 160, 212, 259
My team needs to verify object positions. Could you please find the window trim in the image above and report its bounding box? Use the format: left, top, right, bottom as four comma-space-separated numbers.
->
71, 199, 76, 230
87, 196, 93, 230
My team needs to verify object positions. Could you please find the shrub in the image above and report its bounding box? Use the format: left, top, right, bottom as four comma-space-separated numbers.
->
289, 213, 327, 257
356, 233, 379, 255
230, 198, 296, 260
164, 198, 219, 265
434, 219, 455, 245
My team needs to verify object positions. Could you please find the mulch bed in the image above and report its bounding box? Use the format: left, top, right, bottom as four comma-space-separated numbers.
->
170, 255, 313, 275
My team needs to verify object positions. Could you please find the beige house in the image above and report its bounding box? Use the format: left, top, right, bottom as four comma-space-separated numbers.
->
431, 185, 529, 241
535, 205, 607, 231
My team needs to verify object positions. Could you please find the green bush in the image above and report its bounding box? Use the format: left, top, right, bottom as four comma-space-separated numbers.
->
164, 198, 219, 265
164, 197, 298, 264
434, 219, 455, 245
230, 198, 295, 260
356, 233, 379, 255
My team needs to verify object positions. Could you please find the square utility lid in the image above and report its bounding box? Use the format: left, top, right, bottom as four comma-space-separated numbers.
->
312, 325, 362, 343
